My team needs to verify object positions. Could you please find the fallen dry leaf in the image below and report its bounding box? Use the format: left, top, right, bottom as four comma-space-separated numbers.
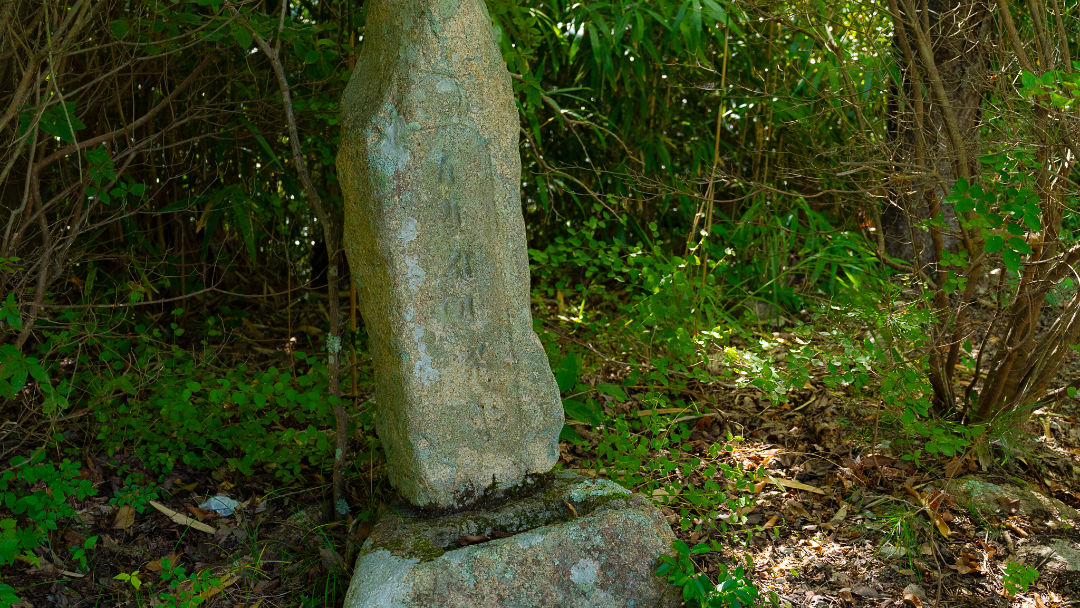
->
785, 500, 811, 519
863, 454, 896, 467
148, 500, 216, 534
944, 457, 964, 478
997, 497, 1020, 514
826, 505, 848, 528
769, 476, 824, 495
145, 554, 182, 572
112, 505, 136, 530
948, 553, 981, 574
186, 505, 213, 521
903, 583, 926, 607
198, 574, 238, 602
926, 488, 955, 510
1004, 520, 1029, 538
318, 546, 344, 569
457, 535, 489, 546
932, 512, 951, 537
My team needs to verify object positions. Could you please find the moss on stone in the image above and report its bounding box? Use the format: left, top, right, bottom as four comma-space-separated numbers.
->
408, 534, 447, 563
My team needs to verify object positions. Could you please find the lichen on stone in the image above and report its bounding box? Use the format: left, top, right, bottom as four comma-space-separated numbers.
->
569, 478, 632, 503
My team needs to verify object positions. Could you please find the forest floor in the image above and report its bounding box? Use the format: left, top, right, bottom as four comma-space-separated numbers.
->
660, 377, 1080, 608
3, 301, 1080, 608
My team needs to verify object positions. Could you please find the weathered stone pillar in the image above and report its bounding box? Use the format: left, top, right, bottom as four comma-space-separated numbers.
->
337, 0, 562, 510
339, 0, 680, 605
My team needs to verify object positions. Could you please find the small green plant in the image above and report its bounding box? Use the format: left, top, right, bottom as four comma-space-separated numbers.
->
0, 452, 97, 566
109, 477, 161, 514
1, 583, 20, 606
114, 570, 142, 590
657, 539, 759, 607
0, 453, 98, 607
157, 557, 222, 607
69, 535, 98, 572
878, 502, 924, 570
1002, 561, 1038, 596
114, 569, 144, 605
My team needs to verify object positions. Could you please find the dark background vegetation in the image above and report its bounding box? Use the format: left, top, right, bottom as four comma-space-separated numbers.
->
2, 0, 1079, 605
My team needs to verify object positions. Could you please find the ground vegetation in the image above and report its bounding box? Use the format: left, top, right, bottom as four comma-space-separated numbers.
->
1, 0, 1079, 606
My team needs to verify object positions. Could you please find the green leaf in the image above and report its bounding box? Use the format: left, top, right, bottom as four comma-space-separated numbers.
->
952, 176, 970, 195
953, 196, 975, 213
1022, 202, 1042, 231
984, 235, 1004, 253
1008, 237, 1032, 255
553, 353, 579, 392
39, 103, 86, 144
232, 24, 252, 49
595, 383, 627, 402
224, 188, 258, 265
110, 19, 130, 39
558, 424, 584, 445
245, 123, 284, 170
563, 399, 601, 426
1002, 248, 1021, 273
587, 24, 603, 69
1020, 70, 1038, 90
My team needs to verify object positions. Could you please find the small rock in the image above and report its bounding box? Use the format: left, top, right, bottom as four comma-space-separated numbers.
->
1019, 540, 1080, 571
852, 585, 880, 598
904, 583, 927, 600
880, 545, 907, 559
946, 476, 1078, 523
199, 495, 241, 516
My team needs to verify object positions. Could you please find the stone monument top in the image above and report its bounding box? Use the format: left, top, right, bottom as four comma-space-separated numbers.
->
337, 0, 563, 510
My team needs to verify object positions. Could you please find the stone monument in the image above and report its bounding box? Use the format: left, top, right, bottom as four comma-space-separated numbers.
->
337, 0, 680, 603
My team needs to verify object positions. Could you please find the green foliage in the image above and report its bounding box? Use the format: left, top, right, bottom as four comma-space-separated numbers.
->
109, 476, 161, 514
945, 151, 1047, 279
552, 345, 762, 532
0, 344, 57, 410
69, 535, 98, 572
114, 570, 143, 591
657, 539, 758, 608
95, 353, 348, 480
157, 557, 223, 608
1002, 561, 1038, 596
0, 452, 96, 568
0, 583, 21, 606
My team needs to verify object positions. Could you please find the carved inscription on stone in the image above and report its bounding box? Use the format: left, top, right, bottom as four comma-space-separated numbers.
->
338, 4, 564, 507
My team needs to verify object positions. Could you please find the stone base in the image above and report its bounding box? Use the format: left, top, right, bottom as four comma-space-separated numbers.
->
344, 470, 680, 608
